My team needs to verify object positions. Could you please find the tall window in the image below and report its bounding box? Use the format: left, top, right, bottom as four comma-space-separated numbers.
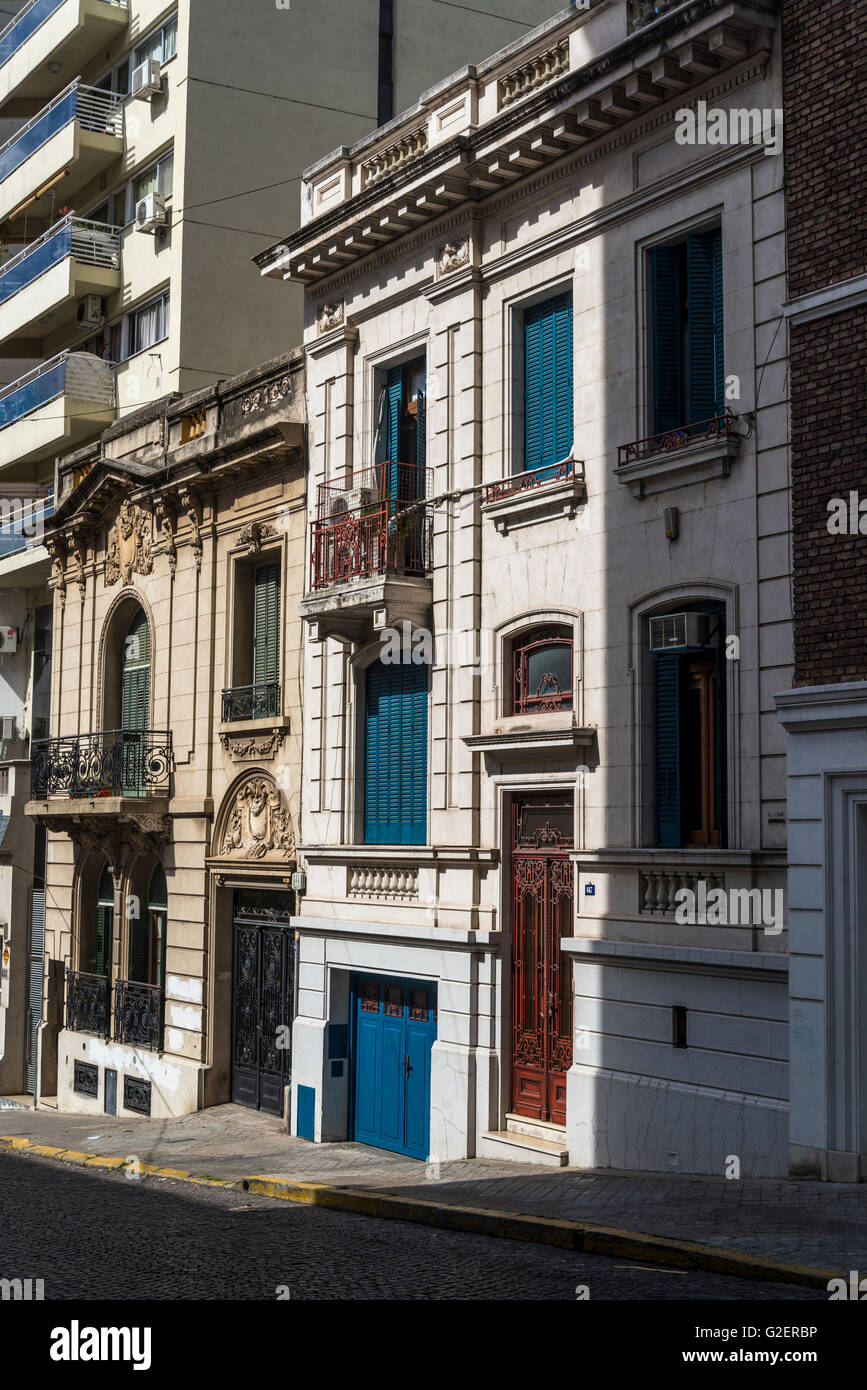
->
375, 355, 426, 491
364, 658, 427, 845
133, 150, 174, 206
128, 291, 170, 357
253, 561, 281, 693
135, 14, 178, 67
652, 616, 726, 848
128, 864, 167, 988
512, 626, 573, 715
224, 556, 281, 720
650, 226, 724, 436
88, 864, 114, 978
524, 293, 573, 475
121, 608, 150, 796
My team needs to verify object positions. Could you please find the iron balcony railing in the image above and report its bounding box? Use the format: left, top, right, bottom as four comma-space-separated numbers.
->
0, 1, 128, 69
65, 968, 110, 1038
31, 729, 173, 799
0, 215, 120, 308
0, 80, 123, 184
311, 460, 432, 589
114, 979, 164, 1052
0, 350, 114, 431
0, 488, 53, 558
617, 411, 738, 469
483, 457, 576, 504
221, 681, 281, 722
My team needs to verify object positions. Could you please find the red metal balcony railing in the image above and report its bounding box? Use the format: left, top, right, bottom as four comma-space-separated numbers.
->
314, 461, 431, 521
483, 458, 576, 504
310, 461, 432, 590
617, 411, 737, 469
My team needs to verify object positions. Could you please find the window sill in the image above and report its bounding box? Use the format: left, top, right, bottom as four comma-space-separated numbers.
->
614, 433, 741, 499
464, 726, 595, 760
481, 463, 586, 534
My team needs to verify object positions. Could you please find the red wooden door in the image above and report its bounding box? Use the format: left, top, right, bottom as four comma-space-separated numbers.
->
511, 795, 574, 1124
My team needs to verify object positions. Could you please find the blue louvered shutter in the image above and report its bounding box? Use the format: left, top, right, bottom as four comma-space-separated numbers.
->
364, 660, 427, 844
415, 389, 426, 494
524, 294, 573, 473
653, 653, 682, 848
386, 365, 402, 460
651, 245, 684, 435
686, 228, 724, 424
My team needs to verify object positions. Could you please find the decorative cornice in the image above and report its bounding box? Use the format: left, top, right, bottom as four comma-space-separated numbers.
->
783, 272, 867, 327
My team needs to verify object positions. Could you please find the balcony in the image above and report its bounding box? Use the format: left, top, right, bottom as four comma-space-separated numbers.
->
221, 681, 281, 722
65, 968, 109, 1038
615, 411, 741, 498
482, 457, 587, 534
0, 215, 120, 350
0, 485, 52, 586
0, 349, 114, 471
0, 0, 128, 116
30, 729, 173, 801
301, 462, 433, 640
0, 81, 123, 227
113, 978, 164, 1053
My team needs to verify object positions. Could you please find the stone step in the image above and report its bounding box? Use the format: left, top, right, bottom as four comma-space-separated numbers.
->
478, 1128, 569, 1166
505, 1112, 567, 1144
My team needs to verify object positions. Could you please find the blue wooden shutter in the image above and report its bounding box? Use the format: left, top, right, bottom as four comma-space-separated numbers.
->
686, 227, 724, 424
364, 660, 427, 844
524, 293, 573, 472
415, 389, 426, 493
386, 365, 402, 460
253, 562, 280, 687
651, 245, 684, 435
653, 653, 682, 848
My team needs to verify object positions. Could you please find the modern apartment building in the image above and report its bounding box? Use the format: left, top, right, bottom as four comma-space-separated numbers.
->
0, 0, 562, 1104
259, 0, 792, 1172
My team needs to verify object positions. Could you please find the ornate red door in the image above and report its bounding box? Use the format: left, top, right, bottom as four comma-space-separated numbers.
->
511, 795, 574, 1124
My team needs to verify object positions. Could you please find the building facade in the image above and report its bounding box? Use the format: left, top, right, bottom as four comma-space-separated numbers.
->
26, 349, 306, 1117
0, 0, 561, 1100
260, 0, 793, 1172
774, 0, 867, 1182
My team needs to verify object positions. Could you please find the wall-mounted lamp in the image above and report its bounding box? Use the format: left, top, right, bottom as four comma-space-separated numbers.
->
664, 506, 679, 542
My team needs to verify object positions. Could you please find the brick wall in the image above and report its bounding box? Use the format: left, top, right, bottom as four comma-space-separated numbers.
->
784, 0, 867, 685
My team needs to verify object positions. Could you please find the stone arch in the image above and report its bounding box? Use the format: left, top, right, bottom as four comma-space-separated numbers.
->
212, 770, 295, 862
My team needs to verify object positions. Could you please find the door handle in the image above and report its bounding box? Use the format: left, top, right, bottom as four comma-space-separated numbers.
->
404, 1054, 411, 1078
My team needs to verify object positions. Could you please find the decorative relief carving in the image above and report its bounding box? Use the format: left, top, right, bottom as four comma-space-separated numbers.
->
436, 237, 470, 277
46, 536, 67, 605
178, 487, 203, 573
153, 497, 177, 577
238, 519, 278, 553
498, 39, 569, 108
70, 527, 89, 600
317, 301, 344, 333
240, 374, 295, 415
105, 499, 153, 587
220, 730, 286, 763
362, 125, 428, 188
220, 777, 295, 860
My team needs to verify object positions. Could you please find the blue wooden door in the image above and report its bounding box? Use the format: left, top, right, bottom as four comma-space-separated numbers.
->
352, 974, 436, 1159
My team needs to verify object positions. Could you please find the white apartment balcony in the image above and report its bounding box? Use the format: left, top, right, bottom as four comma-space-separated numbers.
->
0, 349, 114, 472
0, 0, 128, 117
0, 486, 52, 586
0, 81, 123, 227
0, 214, 120, 350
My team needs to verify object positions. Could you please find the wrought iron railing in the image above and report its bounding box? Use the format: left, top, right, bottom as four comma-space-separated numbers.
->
0, 81, 123, 184
0, 1, 128, 69
221, 681, 281, 722
310, 503, 432, 589
31, 729, 173, 799
484, 458, 576, 504
315, 461, 431, 521
114, 979, 164, 1052
65, 968, 110, 1038
0, 351, 115, 430
617, 411, 738, 469
0, 216, 120, 309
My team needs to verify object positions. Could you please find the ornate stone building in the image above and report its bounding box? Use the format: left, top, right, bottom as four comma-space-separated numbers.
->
26, 350, 306, 1119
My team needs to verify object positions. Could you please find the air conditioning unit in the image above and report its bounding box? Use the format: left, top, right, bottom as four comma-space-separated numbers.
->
131, 58, 162, 100
332, 486, 377, 515
135, 192, 166, 233
77, 295, 105, 329
0, 716, 14, 741
0, 627, 17, 654
649, 612, 716, 652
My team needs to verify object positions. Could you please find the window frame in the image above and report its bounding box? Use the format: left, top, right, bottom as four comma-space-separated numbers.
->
127, 288, 170, 359
646, 222, 724, 438
134, 13, 178, 70
511, 625, 574, 716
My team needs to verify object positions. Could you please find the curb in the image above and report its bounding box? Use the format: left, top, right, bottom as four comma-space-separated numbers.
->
0, 1136, 838, 1291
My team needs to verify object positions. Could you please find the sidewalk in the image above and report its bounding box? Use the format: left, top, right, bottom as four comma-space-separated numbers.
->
2, 1103, 864, 1285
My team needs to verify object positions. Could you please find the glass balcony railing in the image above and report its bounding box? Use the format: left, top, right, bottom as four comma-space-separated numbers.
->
0, 488, 54, 558
0, 0, 128, 70
0, 349, 114, 430
0, 214, 120, 307
0, 79, 123, 184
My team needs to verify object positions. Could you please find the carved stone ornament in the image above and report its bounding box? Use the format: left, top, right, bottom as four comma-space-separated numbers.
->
437, 237, 470, 278
105, 499, 154, 587
238, 519, 279, 553
241, 375, 294, 415
317, 300, 344, 333
220, 777, 295, 860
153, 497, 177, 577
220, 730, 285, 762
46, 536, 68, 604
179, 487, 203, 574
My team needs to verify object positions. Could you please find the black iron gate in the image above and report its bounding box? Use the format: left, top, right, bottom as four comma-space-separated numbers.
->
231, 891, 295, 1116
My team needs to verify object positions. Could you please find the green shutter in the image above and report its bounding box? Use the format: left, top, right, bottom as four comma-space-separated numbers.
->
122, 609, 150, 733
128, 911, 149, 983
651, 245, 684, 435
654, 653, 682, 848
96, 866, 114, 977
686, 227, 724, 424
364, 659, 427, 845
524, 293, 573, 473
253, 563, 280, 687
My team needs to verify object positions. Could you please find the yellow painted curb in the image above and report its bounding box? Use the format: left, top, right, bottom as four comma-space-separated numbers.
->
150, 1167, 192, 1180
83, 1155, 129, 1171
0, 1136, 29, 1150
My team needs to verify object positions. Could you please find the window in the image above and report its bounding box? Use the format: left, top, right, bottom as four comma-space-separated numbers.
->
253, 561, 281, 692
94, 59, 129, 96
133, 150, 174, 206
87, 864, 114, 978
128, 864, 167, 988
364, 658, 427, 844
512, 625, 573, 715
128, 291, 170, 357
650, 226, 724, 436
31, 603, 52, 743
523, 293, 573, 475
224, 557, 281, 719
375, 354, 426, 485
652, 613, 726, 848
135, 14, 178, 68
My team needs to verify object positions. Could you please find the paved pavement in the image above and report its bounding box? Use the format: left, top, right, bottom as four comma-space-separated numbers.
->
1, 1103, 864, 1274
0, 1151, 823, 1301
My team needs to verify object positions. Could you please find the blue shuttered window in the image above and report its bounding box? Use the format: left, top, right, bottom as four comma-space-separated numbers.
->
651, 227, 724, 434
653, 654, 682, 848
524, 293, 573, 473
386, 365, 403, 461
651, 245, 684, 435
364, 659, 428, 845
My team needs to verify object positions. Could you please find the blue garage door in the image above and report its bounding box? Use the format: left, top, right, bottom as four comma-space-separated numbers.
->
351, 974, 436, 1160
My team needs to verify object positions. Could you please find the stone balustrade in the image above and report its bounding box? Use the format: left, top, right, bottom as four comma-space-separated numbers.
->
639, 867, 725, 916
347, 865, 420, 900
498, 39, 569, 108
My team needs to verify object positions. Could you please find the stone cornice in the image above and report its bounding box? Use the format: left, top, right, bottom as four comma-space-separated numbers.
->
783, 272, 867, 327
775, 681, 867, 732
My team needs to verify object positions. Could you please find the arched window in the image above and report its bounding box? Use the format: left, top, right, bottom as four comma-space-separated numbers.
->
364, 657, 427, 845
128, 863, 167, 988
122, 608, 150, 732
511, 625, 573, 715
92, 864, 114, 978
